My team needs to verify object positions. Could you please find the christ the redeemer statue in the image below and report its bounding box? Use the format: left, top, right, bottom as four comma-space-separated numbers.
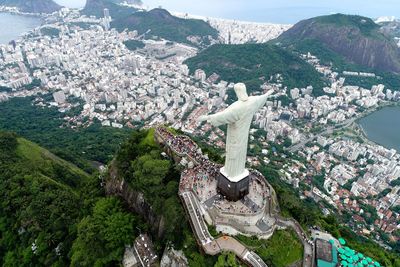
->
198, 83, 273, 200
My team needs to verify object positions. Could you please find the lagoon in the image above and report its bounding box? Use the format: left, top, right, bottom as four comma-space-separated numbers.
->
0, 13, 41, 44
358, 106, 400, 152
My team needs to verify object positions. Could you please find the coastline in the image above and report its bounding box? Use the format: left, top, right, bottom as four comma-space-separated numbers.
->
0, 6, 46, 18
354, 101, 400, 125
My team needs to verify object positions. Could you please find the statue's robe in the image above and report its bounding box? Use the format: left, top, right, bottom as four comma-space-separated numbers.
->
208, 95, 269, 180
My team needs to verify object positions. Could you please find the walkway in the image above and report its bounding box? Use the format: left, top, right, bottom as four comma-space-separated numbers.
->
180, 190, 268, 266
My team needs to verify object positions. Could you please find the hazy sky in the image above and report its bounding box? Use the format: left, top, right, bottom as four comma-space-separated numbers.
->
54, 0, 400, 24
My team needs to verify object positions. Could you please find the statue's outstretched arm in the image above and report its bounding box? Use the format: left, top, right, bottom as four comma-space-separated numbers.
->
198, 106, 240, 127
255, 90, 274, 109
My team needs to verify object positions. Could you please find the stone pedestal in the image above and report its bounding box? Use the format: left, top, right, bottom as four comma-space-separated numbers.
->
217, 169, 250, 201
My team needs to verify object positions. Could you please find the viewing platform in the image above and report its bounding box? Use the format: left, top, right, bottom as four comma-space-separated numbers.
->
155, 126, 315, 267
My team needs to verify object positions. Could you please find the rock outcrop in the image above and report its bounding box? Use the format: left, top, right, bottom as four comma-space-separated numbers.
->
105, 163, 165, 239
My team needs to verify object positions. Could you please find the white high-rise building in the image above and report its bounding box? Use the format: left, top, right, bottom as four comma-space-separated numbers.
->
194, 69, 206, 83
103, 8, 111, 31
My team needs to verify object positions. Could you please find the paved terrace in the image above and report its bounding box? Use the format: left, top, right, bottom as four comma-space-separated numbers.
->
182, 167, 268, 215
156, 126, 315, 267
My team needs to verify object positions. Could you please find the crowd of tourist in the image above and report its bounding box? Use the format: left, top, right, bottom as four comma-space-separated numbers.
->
156, 127, 220, 176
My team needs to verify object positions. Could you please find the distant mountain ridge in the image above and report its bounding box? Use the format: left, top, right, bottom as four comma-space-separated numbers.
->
111, 8, 219, 46
0, 0, 62, 13
276, 14, 400, 74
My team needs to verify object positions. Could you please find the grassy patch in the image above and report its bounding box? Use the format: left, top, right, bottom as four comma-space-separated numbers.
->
17, 138, 89, 179
123, 39, 145, 51
139, 127, 157, 147
237, 229, 303, 267
207, 224, 222, 238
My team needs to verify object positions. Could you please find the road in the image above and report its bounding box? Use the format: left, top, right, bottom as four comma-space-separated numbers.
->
245, 251, 268, 267
288, 111, 371, 153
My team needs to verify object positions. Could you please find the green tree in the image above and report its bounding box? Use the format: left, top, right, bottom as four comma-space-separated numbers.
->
214, 253, 240, 267
71, 197, 136, 266
0, 132, 17, 160
131, 153, 171, 191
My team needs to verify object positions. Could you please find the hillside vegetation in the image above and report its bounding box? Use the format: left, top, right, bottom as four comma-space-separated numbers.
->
284, 38, 400, 90
313, 14, 381, 37
185, 43, 327, 95
123, 39, 145, 51
113, 129, 187, 243
112, 8, 219, 46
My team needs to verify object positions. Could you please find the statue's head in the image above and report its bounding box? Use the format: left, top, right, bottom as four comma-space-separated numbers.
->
234, 83, 249, 101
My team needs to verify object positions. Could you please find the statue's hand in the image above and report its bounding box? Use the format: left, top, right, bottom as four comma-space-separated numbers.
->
197, 115, 209, 122
264, 89, 274, 98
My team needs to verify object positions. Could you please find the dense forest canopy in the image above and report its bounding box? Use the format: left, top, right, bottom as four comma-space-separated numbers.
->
0, 132, 140, 266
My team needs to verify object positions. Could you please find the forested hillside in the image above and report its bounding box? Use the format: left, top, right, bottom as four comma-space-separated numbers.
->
0, 96, 131, 173
0, 132, 141, 266
112, 8, 219, 46
185, 43, 327, 95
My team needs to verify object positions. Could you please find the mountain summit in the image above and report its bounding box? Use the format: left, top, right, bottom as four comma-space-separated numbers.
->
277, 14, 400, 74
82, 0, 137, 18
0, 0, 62, 13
